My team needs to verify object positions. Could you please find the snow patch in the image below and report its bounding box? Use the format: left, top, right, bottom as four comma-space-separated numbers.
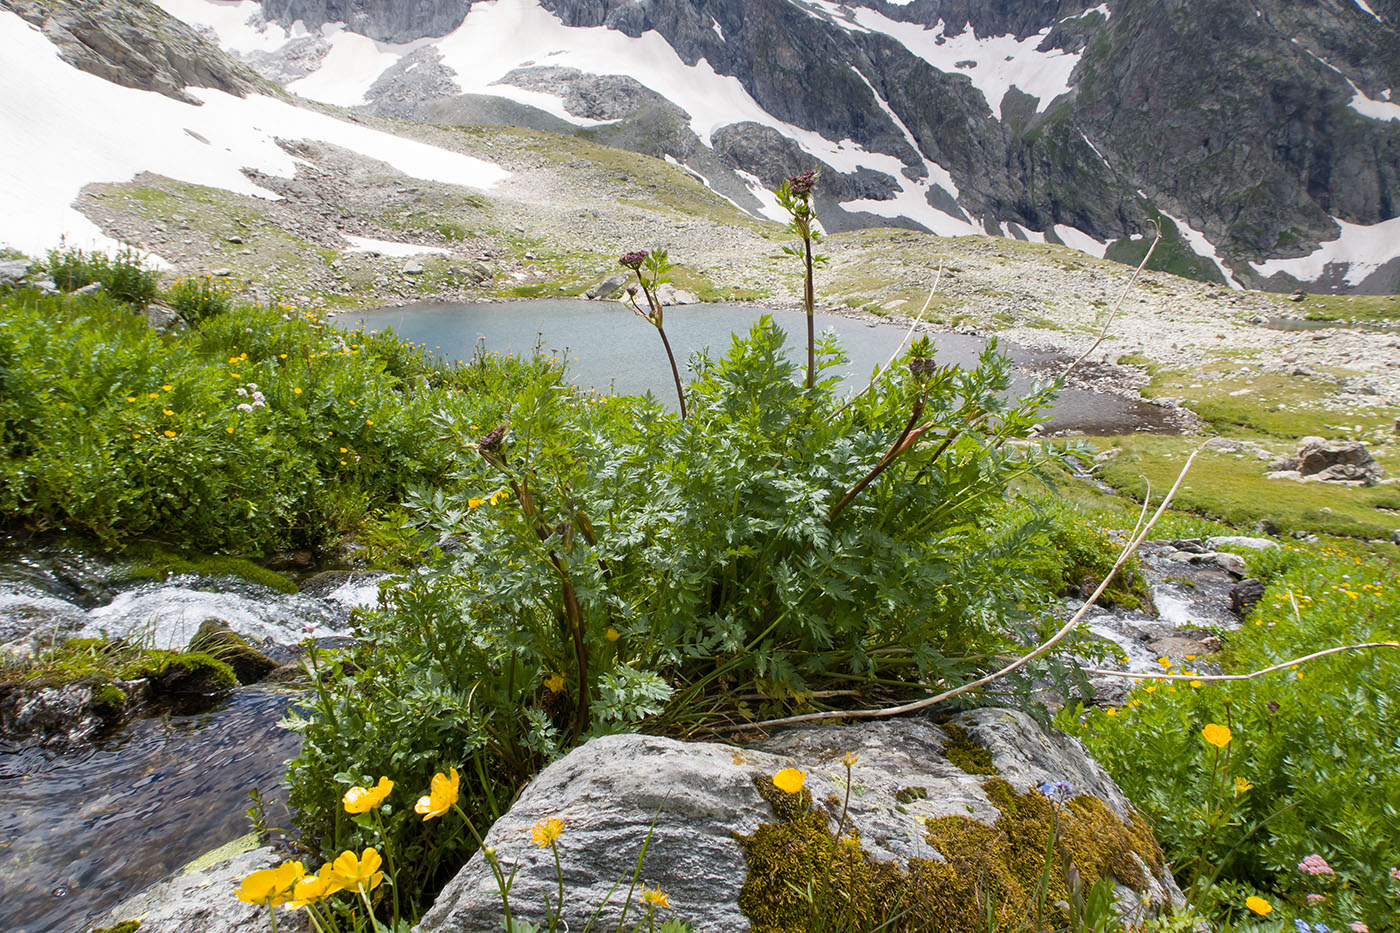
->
1352, 0, 1384, 22
733, 169, 791, 224
152, 0, 305, 53
286, 27, 422, 106
846, 7, 1082, 115
343, 235, 452, 257
1052, 225, 1109, 258
0, 10, 508, 256
1249, 215, 1400, 287
1158, 210, 1242, 289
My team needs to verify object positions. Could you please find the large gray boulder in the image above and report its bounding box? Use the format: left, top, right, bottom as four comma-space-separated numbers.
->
93, 838, 308, 933
417, 711, 1179, 932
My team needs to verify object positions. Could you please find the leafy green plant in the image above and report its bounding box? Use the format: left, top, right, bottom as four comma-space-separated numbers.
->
39, 244, 159, 308
164, 274, 233, 322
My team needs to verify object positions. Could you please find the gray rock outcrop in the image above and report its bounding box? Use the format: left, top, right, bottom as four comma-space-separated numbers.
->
1, 0, 269, 103
418, 710, 1179, 932
1269, 440, 1384, 485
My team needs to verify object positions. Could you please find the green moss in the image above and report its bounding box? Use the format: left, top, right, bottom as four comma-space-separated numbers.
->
93, 923, 141, 933
738, 774, 1167, 932
5, 641, 236, 707
941, 724, 997, 775
124, 544, 298, 594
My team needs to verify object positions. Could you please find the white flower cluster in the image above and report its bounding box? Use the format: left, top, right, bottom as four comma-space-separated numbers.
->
234, 383, 267, 414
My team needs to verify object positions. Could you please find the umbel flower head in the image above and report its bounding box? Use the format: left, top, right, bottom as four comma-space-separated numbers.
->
787, 169, 818, 198
343, 776, 394, 814
908, 357, 937, 381
619, 250, 650, 270
236, 860, 305, 907
415, 767, 461, 821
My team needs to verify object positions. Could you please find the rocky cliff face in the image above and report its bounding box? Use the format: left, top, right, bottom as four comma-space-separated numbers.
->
1, 0, 269, 103
192, 0, 1400, 291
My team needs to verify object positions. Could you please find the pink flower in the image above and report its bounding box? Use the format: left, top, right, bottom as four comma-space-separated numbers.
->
1348, 923, 1368, 933
1298, 854, 1334, 876
1306, 893, 1325, 904
1390, 866, 1400, 881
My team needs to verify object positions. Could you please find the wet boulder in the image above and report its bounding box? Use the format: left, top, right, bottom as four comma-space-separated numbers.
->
188, 619, 278, 685
1230, 579, 1268, 619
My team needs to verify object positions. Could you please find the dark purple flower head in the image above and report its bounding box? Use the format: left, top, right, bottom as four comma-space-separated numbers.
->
619, 250, 649, 270
1267, 700, 1280, 713
477, 424, 508, 455
787, 170, 818, 197
908, 357, 937, 381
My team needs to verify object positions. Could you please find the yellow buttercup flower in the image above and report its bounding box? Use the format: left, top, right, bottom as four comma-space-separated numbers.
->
1202, 723, 1232, 748
415, 767, 460, 821
544, 673, 566, 693
236, 860, 305, 907
467, 497, 485, 509
490, 489, 509, 505
641, 884, 670, 908
842, 752, 858, 768
327, 847, 384, 893
532, 816, 564, 847
605, 627, 621, 642
1245, 895, 1272, 915
343, 776, 394, 814
288, 864, 342, 908
1233, 776, 1254, 796
773, 768, 805, 795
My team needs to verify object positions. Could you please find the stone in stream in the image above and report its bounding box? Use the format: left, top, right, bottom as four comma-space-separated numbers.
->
1230, 579, 1268, 619
187, 619, 278, 685
418, 711, 1180, 932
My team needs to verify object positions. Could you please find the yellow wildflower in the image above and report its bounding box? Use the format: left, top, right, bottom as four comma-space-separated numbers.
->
327, 847, 384, 893
343, 776, 394, 814
544, 673, 566, 693
235, 860, 305, 907
415, 767, 460, 821
773, 768, 805, 795
162, 384, 173, 392
532, 816, 564, 847
605, 627, 621, 642
163, 430, 177, 438
1202, 723, 1232, 748
293, 387, 302, 395
467, 497, 485, 509
1190, 680, 1204, 688
288, 864, 342, 908
1245, 896, 1272, 916
163, 408, 174, 416
1233, 776, 1253, 796
641, 885, 670, 908
842, 752, 858, 769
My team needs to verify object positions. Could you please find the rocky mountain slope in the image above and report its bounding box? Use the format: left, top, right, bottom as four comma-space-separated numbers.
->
154, 0, 1400, 293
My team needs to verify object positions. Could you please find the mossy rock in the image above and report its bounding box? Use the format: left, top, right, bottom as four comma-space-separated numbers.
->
142, 651, 236, 713
739, 773, 1168, 933
187, 619, 277, 685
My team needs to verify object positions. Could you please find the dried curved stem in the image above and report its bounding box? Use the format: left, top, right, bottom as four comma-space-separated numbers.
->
1079, 643, 1400, 683
1064, 222, 1161, 381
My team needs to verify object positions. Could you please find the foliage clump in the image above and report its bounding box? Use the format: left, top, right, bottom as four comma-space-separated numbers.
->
37, 244, 159, 308
0, 285, 546, 554
1064, 542, 1400, 931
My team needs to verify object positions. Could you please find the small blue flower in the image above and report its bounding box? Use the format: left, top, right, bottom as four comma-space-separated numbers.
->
1037, 781, 1075, 801
1297, 920, 1312, 933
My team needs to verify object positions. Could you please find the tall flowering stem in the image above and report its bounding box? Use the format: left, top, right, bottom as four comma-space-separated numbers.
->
777, 170, 822, 389
620, 249, 687, 419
